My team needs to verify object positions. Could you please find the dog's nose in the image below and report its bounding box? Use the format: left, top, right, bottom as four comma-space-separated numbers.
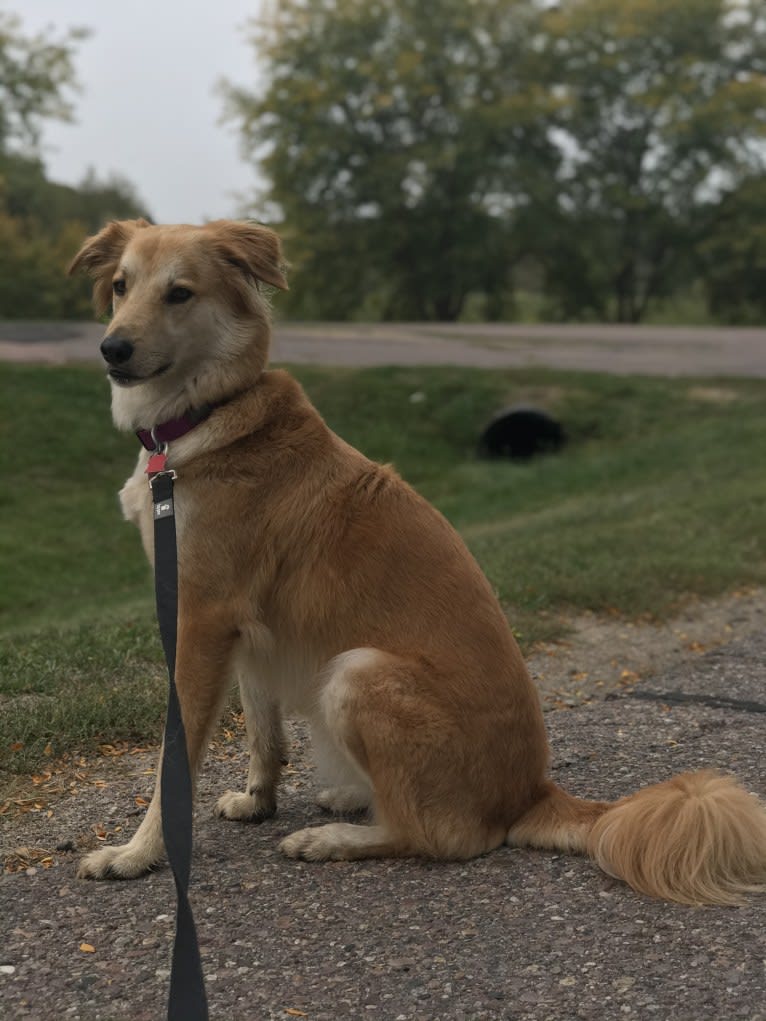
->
100, 333, 134, 366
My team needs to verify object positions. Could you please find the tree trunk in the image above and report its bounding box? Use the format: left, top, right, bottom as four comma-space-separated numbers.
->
431, 291, 464, 321
615, 262, 637, 322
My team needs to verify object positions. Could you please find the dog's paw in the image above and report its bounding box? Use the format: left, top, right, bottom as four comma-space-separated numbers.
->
215, 788, 276, 823
280, 827, 335, 861
77, 843, 159, 880
316, 786, 370, 815
281, 822, 397, 862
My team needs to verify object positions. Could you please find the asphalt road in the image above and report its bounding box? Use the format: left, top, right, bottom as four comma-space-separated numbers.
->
1, 319, 766, 376
2, 636, 765, 1020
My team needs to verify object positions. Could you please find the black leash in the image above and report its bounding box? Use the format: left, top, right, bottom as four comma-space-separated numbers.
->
149, 451, 210, 1021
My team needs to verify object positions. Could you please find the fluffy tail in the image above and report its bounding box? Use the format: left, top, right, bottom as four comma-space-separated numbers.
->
508, 772, 766, 905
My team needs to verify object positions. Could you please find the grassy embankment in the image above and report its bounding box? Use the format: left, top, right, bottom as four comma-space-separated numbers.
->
2, 362, 765, 776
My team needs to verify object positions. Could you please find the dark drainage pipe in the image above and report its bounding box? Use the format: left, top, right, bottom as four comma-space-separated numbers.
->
478, 406, 566, 461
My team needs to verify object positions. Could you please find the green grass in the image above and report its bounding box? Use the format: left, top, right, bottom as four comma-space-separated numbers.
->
0, 619, 164, 776
2, 362, 766, 777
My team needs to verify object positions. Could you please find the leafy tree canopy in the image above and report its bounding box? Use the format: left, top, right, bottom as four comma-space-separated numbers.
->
537, 0, 766, 321
224, 0, 557, 320
700, 174, 766, 324
0, 14, 149, 318
225, 0, 766, 323
0, 12, 86, 154
0, 154, 149, 318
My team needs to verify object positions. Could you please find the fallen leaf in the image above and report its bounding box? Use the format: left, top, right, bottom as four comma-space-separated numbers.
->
4, 845, 56, 874
285, 1011, 308, 1017
684, 641, 707, 654
620, 669, 639, 684
79, 943, 96, 954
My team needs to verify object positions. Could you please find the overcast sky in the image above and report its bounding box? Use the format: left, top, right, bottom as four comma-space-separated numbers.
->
18, 1, 266, 223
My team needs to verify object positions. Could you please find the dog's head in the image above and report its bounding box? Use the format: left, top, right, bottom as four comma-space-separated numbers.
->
69, 219, 288, 429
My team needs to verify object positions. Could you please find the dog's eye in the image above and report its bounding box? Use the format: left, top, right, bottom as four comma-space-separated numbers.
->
166, 286, 193, 304
113, 279, 126, 296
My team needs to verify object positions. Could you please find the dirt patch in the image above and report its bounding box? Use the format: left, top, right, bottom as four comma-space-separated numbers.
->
529, 587, 766, 707
686, 385, 742, 403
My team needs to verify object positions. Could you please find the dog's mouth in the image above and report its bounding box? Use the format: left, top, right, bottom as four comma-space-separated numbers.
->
108, 363, 173, 387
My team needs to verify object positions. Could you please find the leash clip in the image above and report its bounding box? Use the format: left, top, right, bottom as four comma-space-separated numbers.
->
146, 436, 177, 484
146, 429, 176, 484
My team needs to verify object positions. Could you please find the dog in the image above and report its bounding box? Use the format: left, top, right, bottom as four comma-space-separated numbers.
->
68, 218, 766, 904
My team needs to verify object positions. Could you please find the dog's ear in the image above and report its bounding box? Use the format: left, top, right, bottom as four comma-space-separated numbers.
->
68, 218, 151, 314
207, 220, 289, 291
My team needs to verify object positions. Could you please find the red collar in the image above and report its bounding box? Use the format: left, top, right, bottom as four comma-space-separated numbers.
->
135, 404, 215, 451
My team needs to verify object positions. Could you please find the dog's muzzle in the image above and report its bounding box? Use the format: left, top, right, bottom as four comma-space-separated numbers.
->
100, 332, 172, 385
100, 332, 134, 366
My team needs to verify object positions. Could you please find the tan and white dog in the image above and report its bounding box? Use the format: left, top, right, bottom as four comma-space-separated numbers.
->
69, 218, 766, 904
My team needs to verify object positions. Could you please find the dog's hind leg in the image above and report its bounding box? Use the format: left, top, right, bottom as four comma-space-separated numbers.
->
281, 821, 404, 860
310, 718, 372, 815
280, 648, 507, 862
216, 676, 285, 822
79, 607, 236, 880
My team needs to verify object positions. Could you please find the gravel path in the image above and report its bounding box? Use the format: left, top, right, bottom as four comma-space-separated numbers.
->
2, 633, 765, 1021
2, 320, 766, 377
528, 588, 766, 706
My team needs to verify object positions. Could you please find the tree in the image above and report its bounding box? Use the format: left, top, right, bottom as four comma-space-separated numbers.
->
536, 0, 766, 322
0, 154, 149, 317
699, 175, 766, 323
225, 0, 766, 323
223, 0, 558, 320
0, 14, 150, 318
0, 13, 86, 154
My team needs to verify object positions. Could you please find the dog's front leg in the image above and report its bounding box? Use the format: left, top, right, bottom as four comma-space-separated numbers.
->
79, 609, 236, 880
216, 677, 285, 822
